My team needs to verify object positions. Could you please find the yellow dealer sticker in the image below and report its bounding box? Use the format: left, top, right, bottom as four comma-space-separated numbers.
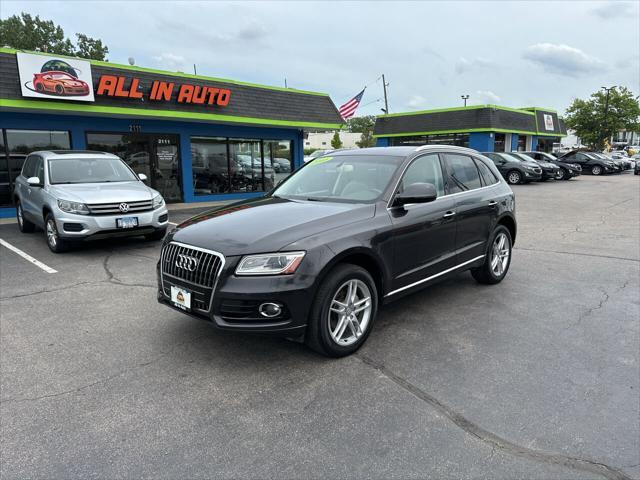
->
310, 156, 333, 165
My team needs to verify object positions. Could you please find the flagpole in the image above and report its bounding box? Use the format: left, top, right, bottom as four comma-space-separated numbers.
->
382, 74, 389, 114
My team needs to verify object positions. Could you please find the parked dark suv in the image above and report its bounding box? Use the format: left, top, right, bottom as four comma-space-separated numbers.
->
157, 146, 516, 357
557, 150, 618, 175
482, 152, 542, 184
521, 151, 581, 180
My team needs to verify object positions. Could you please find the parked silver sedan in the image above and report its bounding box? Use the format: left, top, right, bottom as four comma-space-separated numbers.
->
13, 150, 169, 252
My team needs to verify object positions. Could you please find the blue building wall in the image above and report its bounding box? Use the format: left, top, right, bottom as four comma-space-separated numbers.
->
469, 132, 494, 152
530, 136, 539, 152
0, 111, 305, 217
510, 133, 519, 152
375, 137, 389, 147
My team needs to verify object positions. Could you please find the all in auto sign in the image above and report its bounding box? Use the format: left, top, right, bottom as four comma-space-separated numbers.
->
16, 52, 95, 102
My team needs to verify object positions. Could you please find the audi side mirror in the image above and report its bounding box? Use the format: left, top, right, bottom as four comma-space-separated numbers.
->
27, 176, 42, 187
393, 182, 438, 207
138, 173, 148, 181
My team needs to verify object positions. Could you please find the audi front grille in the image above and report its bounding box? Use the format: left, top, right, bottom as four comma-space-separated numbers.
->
160, 242, 225, 313
87, 200, 153, 215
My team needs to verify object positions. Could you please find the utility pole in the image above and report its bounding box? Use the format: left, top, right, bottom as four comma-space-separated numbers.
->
461, 94, 470, 107
601, 86, 616, 148
382, 74, 389, 114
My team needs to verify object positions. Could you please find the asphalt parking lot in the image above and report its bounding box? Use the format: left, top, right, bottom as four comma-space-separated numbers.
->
1, 173, 638, 479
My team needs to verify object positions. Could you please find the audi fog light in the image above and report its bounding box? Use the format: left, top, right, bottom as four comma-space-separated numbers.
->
235, 251, 306, 275
259, 302, 283, 318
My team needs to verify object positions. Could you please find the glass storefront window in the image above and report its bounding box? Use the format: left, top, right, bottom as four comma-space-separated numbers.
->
87, 132, 183, 202
264, 140, 292, 188
494, 133, 506, 152
517, 135, 526, 151
229, 139, 262, 192
0, 132, 8, 207
192, 137, 293, 196
191, 137, 229, 195
0, 129, 71, 207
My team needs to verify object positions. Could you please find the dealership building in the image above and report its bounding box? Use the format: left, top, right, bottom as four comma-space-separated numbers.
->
0, 48, 342, 217
374, 105, 566, 153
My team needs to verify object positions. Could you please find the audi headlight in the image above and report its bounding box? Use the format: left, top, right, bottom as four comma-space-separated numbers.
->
152, 195, 165, 209
57, 199, 89, 215
236, 251, 306, 276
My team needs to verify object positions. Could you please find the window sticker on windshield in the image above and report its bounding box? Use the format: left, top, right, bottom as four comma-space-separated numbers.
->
311, 156, 333, 165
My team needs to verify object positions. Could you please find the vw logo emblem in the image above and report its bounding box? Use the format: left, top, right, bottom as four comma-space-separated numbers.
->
176, 254, 198, 272
119, 203, 130, 213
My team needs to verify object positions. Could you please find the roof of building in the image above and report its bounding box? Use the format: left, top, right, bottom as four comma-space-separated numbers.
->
0, 48, 343, 130
373, 105, 566, 138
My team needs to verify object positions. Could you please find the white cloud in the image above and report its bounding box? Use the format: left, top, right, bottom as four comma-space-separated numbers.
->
523, 43, 604, 76
407, 95, 428, 108
590, 1, 634, 19
455, 56, 494, 74
475, 90, 501, 103
152, 52, 187, 71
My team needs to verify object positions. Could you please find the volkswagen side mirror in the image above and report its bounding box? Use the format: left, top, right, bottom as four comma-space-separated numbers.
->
138, 173, 148, 181
27, 176, 42, 187
393, 183, 438, 207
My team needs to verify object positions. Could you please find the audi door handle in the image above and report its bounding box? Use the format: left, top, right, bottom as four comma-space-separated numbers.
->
488, 200, 498, 206
443, 211, 456, 218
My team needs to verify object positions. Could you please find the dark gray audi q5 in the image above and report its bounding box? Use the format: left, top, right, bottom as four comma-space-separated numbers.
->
157, 146, 517, 357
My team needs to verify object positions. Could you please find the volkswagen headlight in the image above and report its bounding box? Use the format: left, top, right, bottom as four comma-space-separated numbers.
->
236, 251, 306, 275
57, 199, 89, 215
152, 195, 165, 209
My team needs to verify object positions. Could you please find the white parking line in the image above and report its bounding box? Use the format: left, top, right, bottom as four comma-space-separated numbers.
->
0, 238, 58, 273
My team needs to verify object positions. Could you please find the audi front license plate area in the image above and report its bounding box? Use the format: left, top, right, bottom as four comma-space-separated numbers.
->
170, 285, 191, 311
116, 217, 138, 229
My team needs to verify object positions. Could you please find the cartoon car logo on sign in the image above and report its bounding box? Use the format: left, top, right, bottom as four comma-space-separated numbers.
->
25, 59, 90, 97
32, 71, 90, 96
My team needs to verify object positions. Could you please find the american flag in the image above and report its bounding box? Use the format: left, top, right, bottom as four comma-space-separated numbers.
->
338, 89, 365, 120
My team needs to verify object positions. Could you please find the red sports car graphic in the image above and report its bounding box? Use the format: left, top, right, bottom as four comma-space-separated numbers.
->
32, 71, 90, 96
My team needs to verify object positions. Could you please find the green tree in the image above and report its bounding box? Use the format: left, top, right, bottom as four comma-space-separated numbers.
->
331, 131, 343, 149
75, 33, 109, 61
564, 86, 640, 150
0, 13, 109, 60
347, 115, 377, 148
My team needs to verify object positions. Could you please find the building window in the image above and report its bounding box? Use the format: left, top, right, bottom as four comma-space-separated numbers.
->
191, 137, 293, 196
1, 129, 71, 207
390, 133, 469, 148
517, 135, 526, 151
229, 138, 262, 192
305, 142, 310, 146
321, 142, 327, 145
494, 133, 506, 152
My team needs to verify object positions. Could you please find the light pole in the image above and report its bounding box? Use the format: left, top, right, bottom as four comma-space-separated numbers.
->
461, 95, 470, 107
601, 86, 616, 148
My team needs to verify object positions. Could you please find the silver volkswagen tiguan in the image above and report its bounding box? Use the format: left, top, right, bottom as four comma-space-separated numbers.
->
13, 150, 169, 252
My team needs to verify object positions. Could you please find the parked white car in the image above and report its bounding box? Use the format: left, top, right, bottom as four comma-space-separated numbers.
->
14, 150, 169, 252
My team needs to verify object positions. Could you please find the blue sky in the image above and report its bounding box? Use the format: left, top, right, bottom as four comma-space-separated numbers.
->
2, 1, 639, 116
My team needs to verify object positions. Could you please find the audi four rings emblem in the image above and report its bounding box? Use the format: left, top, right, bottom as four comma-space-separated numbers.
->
119, 203, 130, 213
176, 254, 199, 271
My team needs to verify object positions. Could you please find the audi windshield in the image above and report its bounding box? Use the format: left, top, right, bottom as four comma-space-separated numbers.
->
48, 158, 139, 184
272, 154, 403, 203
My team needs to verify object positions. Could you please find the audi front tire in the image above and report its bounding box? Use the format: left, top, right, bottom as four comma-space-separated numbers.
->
306, 264, 378, 357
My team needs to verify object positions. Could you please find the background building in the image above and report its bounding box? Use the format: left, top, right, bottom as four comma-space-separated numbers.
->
0, 49, 342, 217
374, 105, 566, 153
303, 131, 361, 150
